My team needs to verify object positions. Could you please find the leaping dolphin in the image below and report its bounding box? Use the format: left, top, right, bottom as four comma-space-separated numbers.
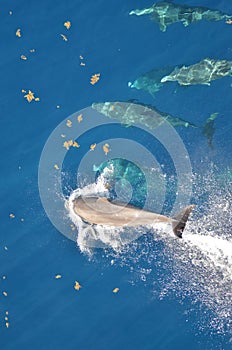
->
71, 196, 195, 238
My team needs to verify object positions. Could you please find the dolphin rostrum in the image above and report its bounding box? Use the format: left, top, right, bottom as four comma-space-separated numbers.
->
71, 196, 195, 238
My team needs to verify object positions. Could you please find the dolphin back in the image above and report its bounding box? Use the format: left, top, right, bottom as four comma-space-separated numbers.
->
172, 205, 195, 238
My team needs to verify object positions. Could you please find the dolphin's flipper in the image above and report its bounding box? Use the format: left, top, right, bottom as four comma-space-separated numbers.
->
172, 205, 195, 238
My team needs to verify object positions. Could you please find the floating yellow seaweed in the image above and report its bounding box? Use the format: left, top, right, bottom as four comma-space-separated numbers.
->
90, 143, 96, 151
63, 140, 80, 150
103, 143, 110, 155
74, 281, 81, 290
72, 141, 80, 148
60, 34, 68, 41
24, 90, 34, 102
64, 21, 71, 29
16, 29, 21, 37
55, 275, 62, 279
23, 90, 40, 103
90, 73, 100, 85
112, 287, 119, 293
63, 141, 71, 150
77, 114, 83, 123
66, 119, 72, 127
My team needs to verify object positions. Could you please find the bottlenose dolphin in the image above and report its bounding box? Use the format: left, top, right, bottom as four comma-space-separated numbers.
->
92, 101, 218, 148
71, 196, 195, 238
161, 58, 232, 86
128, 66, 176, 98
129, 2, 232, 32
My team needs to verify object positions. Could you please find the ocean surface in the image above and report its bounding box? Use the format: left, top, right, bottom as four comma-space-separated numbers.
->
1, 0, 232, 349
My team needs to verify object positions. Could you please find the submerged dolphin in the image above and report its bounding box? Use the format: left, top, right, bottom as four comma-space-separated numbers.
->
71, 196, 195, 238
161, 58, 232, 86
92, 101, 218, 148
129, 1, 232, 32
128, 66, 176, 98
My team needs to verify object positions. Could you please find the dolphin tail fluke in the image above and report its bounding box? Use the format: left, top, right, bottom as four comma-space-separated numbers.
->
172, 205, 195, 238
202, 112, 219, 149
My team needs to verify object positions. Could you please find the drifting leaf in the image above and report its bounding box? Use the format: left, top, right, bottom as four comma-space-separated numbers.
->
103, 143, 110, 155
66, 119, 72, 127
74, 281, 81, 290
16, 29, 21, 37
77, 114, 83, 123
60, 34, 68, 41
64, 21, 71, 29
90, 73, 100, 85
90, 143, 96, 151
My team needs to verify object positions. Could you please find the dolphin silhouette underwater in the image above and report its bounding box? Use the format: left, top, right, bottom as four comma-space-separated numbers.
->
129, 1, 232, 32
70, 196, 195, 239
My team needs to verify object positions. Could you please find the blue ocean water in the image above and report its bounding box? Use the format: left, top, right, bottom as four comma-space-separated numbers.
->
1, 0, 232, 349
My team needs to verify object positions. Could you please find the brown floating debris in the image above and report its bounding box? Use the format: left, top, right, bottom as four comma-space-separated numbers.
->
77, 114, 83, 123
64, 21, 71, 29
103, 143, 110, 155
74, 281, 81, 290
60, 34, 68, 41
16, 29, 21, 37
90, 143, 96, 151
20, 55, 27, 60
90, 73, 100, 85
66, 119, 72, 127
72, 141, 80, 148
23, 90, 40, 103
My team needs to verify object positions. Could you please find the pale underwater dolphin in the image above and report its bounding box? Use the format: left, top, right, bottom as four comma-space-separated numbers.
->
129, 2, 232, 32
71, 196, 195, 238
